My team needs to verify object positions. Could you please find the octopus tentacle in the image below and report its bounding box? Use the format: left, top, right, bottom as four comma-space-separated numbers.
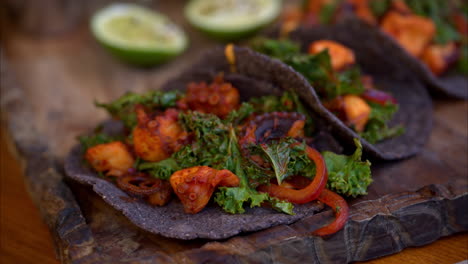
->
170, 166, 240, 214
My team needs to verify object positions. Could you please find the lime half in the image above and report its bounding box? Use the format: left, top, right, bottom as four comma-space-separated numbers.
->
91, 3, 188, 66
185, 0, 282, 41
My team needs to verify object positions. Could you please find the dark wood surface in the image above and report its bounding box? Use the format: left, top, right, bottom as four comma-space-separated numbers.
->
1, 1, 467, 263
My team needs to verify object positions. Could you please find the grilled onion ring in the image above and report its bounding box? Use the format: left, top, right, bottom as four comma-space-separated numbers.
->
117, 174, 167, 196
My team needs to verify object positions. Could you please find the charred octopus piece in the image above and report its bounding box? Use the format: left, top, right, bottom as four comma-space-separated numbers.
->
177, 74, 240, 118
85, 141, 135, 177
133, 105, 188, 162
170, 166, 240, 214
308, 40, 356, 72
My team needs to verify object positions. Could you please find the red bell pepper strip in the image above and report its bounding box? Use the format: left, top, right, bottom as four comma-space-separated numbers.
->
257, 146, 328, 204
361, 89, 397, 106
313, 188, 349, 236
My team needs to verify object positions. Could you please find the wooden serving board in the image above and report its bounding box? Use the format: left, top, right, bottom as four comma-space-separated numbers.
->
1, 1, 467, 263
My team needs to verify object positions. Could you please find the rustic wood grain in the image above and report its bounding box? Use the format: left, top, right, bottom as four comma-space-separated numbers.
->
1, 1, 467, 263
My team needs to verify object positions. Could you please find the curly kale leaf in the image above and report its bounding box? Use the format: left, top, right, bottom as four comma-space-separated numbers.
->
260, 141, 291, 185
177, 111, 230, 168
249, 94, 291, 113
215, 186, 294, 215
322, 139, 372, 197
138, 158, 180, 180
245, 138, 316, 187
269, 197, 294, 214
283, 51, 334, 96
215, 187, 270, 214
336, 67, 366, 97
224, 102, 255, 126
288, 142, 317, 178
249, 37, 300, 61
95, 90, 180, 129
361, 102, 405, 144
215, 128, 294, 215
257, 139, 316, 184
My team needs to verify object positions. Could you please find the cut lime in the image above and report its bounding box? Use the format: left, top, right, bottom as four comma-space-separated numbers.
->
91, 3, 188, 66
185, 0, 282, 41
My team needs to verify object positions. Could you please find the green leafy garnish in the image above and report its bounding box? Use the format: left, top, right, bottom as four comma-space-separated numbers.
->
260, 141, 291, 185
138, 158, 180, 180
248, 93, 296, 113
322, 139, 372, 197
282, 51, 334, 97
215, 128, 293, 215
269, 197, 295, 214
95, 90, 180, 129
245, 137, 317, 183
257, 138, 316, 184
361, 102, 405, 144
215, 187, 270, 214
336, 67, 366, 97
224, 102, 255, 126
288, 142, 317, 178
176, 111, 230, 169
249, 37, 300, 61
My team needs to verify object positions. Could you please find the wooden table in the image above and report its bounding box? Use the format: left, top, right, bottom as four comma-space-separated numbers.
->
1, 127, 467, 264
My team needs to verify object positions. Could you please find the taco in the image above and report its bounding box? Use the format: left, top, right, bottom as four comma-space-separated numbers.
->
281, 0, 467, 99
251, 18, 432, 160
65, 46, 374, 240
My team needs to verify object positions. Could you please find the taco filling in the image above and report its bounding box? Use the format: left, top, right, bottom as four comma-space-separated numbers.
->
78, 73, 373, 236
282, 0, 468, 76
251, 37, 404, 144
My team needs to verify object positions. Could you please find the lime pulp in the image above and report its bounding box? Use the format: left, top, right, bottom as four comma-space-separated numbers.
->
185, 0, 282, 41
91, 3, 188, 66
